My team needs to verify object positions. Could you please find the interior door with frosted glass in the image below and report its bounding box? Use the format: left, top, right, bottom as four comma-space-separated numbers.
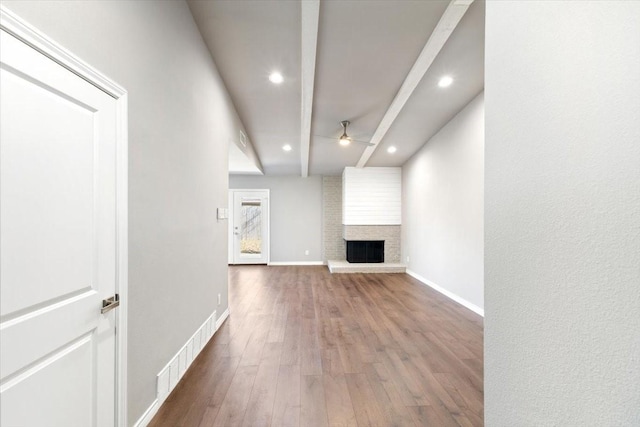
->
232, 191, 269, 264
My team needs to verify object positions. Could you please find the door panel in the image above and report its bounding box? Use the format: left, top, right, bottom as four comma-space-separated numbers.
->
1, 335, 94, 427
0, 58, 95, 316
0, 28, 118, 426
0, 291, 98, 381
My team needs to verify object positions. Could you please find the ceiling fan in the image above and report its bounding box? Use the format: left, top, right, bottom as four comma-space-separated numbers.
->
316, 120, 374, 147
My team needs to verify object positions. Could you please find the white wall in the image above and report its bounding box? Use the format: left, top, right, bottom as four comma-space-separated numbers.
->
2, 1, 242, 423
229, 175, 323, 263
485, 2, 640, 426
402, 92, 484, 313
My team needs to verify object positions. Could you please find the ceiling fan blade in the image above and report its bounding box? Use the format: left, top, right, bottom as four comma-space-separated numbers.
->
313, 120, 374, 146
351, 138, 375, 146
312, 135, 374, 146
312, 134, 340, 142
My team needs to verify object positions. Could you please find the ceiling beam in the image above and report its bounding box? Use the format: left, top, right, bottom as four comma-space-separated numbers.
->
356, 0, 474, 168
300, 0, 320, 177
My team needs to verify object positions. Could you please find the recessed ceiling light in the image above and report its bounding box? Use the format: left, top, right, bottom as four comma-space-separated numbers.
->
438, 75, 453, 88
387, 146, 397, 154
282, 144, 292, 152
269, 72, 284, 84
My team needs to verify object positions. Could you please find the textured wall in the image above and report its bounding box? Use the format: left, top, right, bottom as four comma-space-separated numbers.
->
402, 92, 484, 311
342, 225, 401, 263
322, 176, 345, 262
2, 1, 240, 423
485, 2, 640, 426
229, 175, 323, 263
342, 167, 402, 225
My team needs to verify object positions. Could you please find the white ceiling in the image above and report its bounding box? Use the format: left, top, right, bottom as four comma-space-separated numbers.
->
187, 0, 484, 176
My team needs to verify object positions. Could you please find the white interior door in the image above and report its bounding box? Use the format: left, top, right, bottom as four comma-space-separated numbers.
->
230, 190, 269, 264
0, 27, 120, 426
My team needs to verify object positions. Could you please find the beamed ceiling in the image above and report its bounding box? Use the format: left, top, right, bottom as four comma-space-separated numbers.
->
187, 0, 485, 176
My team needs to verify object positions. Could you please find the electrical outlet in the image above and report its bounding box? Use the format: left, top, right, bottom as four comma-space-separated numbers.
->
217, 293, 221, 305
406, 256, 410, 263
305, 250, 309, 256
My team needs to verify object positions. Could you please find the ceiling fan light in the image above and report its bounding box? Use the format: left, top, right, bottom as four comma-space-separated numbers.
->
338, 120, 352, 146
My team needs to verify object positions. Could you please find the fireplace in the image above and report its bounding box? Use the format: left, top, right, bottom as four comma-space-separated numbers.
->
345, 240, 384, 263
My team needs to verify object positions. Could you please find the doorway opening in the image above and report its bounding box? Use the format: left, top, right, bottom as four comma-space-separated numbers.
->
228, 190, 270, 264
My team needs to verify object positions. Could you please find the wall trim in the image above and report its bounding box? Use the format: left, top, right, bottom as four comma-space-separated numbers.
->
132, 399, 158, 427
267, 261, 325, 266
406, 269, 484, 317
133, 307, 226, 427
0, 6, 126, 98
216, 308, 229, 330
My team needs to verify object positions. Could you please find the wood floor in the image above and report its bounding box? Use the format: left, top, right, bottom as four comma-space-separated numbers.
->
149, 266, 484, 427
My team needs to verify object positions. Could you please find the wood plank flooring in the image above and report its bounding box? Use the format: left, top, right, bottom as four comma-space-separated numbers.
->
149, 266, 483, 426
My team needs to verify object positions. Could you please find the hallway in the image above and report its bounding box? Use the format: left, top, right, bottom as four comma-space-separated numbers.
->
150, 266, 483, 426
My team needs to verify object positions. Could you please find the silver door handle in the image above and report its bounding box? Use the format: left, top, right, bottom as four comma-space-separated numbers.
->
101, 294, 120, 314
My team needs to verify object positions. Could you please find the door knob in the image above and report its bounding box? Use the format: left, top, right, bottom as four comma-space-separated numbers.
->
101, 294, 120, 314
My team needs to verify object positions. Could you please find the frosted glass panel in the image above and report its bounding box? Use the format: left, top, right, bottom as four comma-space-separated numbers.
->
240, 200, 262, 255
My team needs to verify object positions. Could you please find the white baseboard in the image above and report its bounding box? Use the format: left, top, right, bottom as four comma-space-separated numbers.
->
267, 261, 324, 266
216, 308, 229, 330
133, 399, 159, 427
406, 269, 484, 317
133, 307, 225, 427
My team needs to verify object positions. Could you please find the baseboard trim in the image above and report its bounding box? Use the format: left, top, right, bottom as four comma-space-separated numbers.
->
133, 306, 227, 427
133, 399, 159, 427
406, 269, 484, 317
267, 261, 324, 266
216, 308, 229, 330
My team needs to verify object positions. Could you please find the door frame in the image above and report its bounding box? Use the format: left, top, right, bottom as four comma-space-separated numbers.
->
228, 189, 270, 265
1, 7, 129, 426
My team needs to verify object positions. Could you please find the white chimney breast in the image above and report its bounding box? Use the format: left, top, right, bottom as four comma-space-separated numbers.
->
342, 167, 401, 225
